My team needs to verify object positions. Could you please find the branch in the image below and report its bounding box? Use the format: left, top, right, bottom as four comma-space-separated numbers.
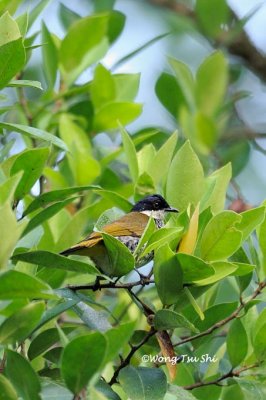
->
184, 363, 260, 390
174, 281, 266, 348
147, 0, 266, 81
67, 278, 154, 291
109, 327, 156, 385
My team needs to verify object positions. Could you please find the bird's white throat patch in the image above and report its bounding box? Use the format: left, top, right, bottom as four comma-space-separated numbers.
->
141, 210, 165, 221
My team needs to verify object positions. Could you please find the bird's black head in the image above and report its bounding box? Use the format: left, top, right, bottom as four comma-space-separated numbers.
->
131, 194, 178, 213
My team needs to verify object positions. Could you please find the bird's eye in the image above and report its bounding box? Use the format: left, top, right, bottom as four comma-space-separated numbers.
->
154, 202, 159, 209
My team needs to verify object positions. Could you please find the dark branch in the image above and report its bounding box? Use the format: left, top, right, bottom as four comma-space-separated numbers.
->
67, 278, 154, 291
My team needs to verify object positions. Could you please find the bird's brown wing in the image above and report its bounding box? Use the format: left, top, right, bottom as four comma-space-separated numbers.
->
61, 212, 149, 255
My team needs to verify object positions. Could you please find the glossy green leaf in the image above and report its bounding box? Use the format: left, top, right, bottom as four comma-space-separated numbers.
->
102, 232, 135, 277
176, 253, 215, 283
253, 321, 266, 361
0, 202, 26, 269
72, 301, 111, 332
237, 206, 265, 242
227, 319, 248, 367
0, 172, 22, 205
120, 125, 139, 181
22, 197, 79, 236
194, 302, 238, 331
203, 163, 231, 214
94, 189, 132, 212
200, 211, 242, 261
154, 244, 183, 305
0, 301, 45, 344
141, 227, 183, 256
166, 141, 205, 210
0, 39, 25, 89
154, 309, 198, 333
10, 147, 49, 200
104, 322, 135, 363
169, 57, 195, 110
7, 80, 42, 89
91, 63, 116, 109
61, 333, 107, 394
196, 51, 228, 115
0, 11, 21, 45
0, 374, 17, 400
93, 102, 142, 131
6, 350, 41, 400
12, 250, 100, 275
119, 366, 167, 400
16, 12, 28, 36
23, 185, 99, 216
0, 270, 55, 299
155, 72, 186, 117
113, 73, 140, 101
194, 261, 238, 285
0, 122, 68, 151
28, 0, 51, 30
42, 22, 58, 88
59, 14, 109, 83
107, 11, 126, 43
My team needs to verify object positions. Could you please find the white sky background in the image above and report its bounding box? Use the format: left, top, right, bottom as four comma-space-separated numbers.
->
23, 0, 266, 203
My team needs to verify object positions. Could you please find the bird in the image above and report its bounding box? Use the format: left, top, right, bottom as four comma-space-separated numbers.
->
60, 194, 178, 276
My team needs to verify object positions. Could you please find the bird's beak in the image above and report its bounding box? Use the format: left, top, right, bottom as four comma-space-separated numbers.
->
165, 207, 179, 213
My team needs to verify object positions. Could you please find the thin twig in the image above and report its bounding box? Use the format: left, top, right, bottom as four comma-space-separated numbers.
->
68, 278, 154, 291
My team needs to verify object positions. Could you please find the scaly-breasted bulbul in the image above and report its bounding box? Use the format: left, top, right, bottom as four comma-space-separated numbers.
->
60, 194, 178, 275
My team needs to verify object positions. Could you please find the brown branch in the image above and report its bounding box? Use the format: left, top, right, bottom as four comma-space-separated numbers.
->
174, 281, 266, 348
109, 327, 156, 385
184, 363, 260, 390
148, 0, 266, 81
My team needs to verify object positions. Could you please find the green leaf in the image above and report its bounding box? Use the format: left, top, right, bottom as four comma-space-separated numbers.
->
0, 172, 22, 205
16, 12, 29, 36
0, 39, 25, 89
154, 309, 198, 333
194, 301, 238, 332
0, 374, 17, 400
194, 261, 237, 285
22, 197, 79, 236
119, 366, 167, 400
237, 206, 265, 242
167, 384, 198, 400
200, 211, 242, 261
93, 189, 132, 212
113, 73, 140, 101
10, 147, 49, 200
61, 333, 107, 394
253, 322, 266, 361
141, 227, 183, 256
42, 22, 58, 88
166, 141, 205, 210
0, 12, 21, 46
184, 287, 205, 320
120, 124, 139, 182
227, 319, 248, 367
155, 72, 186, 117
154, 244, 183, 305
59, 3, 80, 30
0, 301, 45, 344
169, 57, 195, 110
28, 327, 73, 360
104, 322, 135, 363
91, 63, 116, 109
102, 233, 135, 277
23, 185, 99, 216
107, 11, 126, 43
93, 102, 142, 131
176, 253, 215, 283
12, 250, 100, 275
7, 80, 43, 89
72, 301, 111, 332
203, 163, 231, 214
0, 270, 55, 299
0, 202, 26, 269
6, 350, 41, 400
196, 0, 229, 37
134, 217, 156, 256
196, 51, 228, 115
0, 122, 68, 151
59, 13, 109, 84
149, 132, 178, 184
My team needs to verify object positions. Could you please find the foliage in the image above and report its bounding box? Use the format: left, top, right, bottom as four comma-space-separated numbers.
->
0, 1, 265, 400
